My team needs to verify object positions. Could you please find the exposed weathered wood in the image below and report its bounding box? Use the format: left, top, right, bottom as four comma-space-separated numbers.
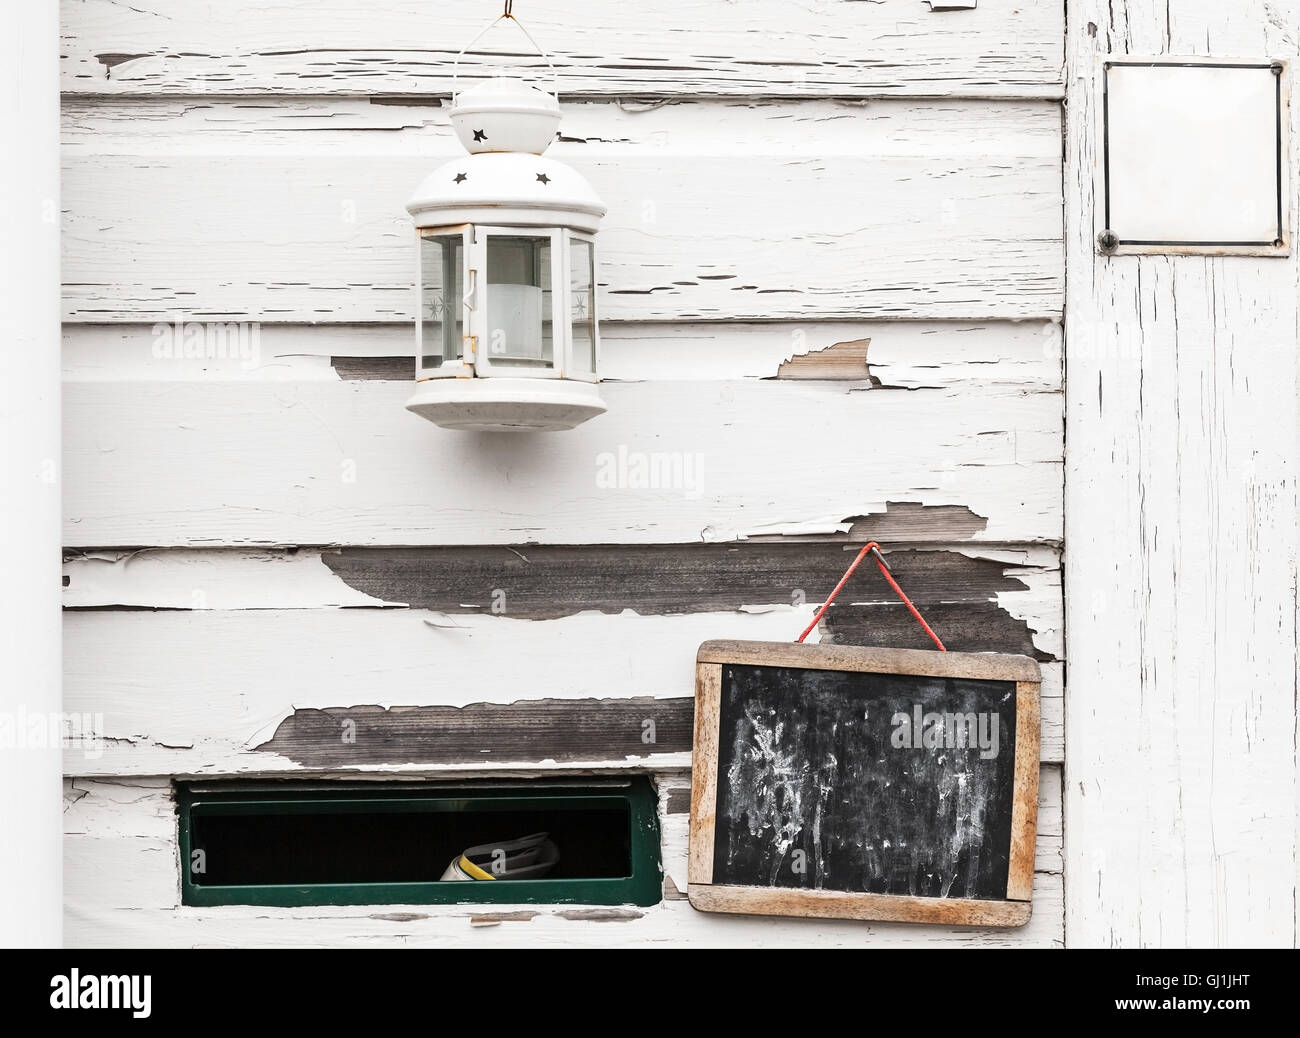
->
687, 663, 721, 887
331, 357, 412, 381
688, 886, 1032, 927
63, 379, 1063, 547
60, 0, 1065, 99
61, 101, 1064, 323
552, 908, 644, 922
254, 698, 692, 768
840, 505, 990, 545
1007, 681, 1041, 901
776, 338, 874, 381
314, 544, 1048, 618
62, 318, 1064, 388
468, 911, 537, 925
1065, 0, 1300, 948
826, 603, 1051, 660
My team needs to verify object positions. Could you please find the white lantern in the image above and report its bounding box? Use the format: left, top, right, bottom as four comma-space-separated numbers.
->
405, 14, 606, 432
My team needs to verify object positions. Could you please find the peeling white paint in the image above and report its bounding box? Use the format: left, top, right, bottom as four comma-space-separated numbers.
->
63, 549, 398, 609
740, 518, 859, 539
63, 380, 1064, 547
59, 1, 1064, 100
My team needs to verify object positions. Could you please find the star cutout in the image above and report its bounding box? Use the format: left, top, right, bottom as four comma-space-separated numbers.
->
472, 129, 487, 142
536, 173, 551, 185
453, 172, 468, 184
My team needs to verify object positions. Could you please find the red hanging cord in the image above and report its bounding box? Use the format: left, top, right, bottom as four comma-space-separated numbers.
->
796, 541, 946, 651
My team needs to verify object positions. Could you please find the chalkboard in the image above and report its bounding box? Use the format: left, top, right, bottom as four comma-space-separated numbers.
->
688, 641, 1040, 926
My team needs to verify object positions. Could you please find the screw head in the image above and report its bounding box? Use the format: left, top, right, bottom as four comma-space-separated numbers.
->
1098, 229, 1120, 254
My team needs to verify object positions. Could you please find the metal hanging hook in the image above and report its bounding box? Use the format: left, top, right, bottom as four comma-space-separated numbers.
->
452, 3, 559, 104
794, 542, 946, 651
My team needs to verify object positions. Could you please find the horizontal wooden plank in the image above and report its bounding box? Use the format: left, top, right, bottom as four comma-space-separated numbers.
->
64, 772, 1062, 946
64, 852, 1065, 947
61, 96, 1066, 158
62, 101, 1064, 323
63, 609, 1064, 775
65, 541, 1062, 610
62, 318, 1064, 387
61, 0, 1066, 99
64, 544, 1061, 617
63, 542, 1063, 663
116, 543, 1052, 611
64, 379, 1064, 546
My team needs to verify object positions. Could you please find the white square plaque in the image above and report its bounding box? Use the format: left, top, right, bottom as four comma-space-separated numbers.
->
1101, 59, 1290, 256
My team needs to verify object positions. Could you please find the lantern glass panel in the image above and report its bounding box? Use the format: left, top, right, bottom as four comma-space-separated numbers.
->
485, 234, 553, 368
569, 237, 596, 379
419, 233, 464, 373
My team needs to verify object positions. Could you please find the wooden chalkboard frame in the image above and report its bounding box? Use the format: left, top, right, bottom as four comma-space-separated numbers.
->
688, 640, 1041, 927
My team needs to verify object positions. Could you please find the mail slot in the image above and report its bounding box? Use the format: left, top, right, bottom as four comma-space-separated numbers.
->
177, 777, 662, 908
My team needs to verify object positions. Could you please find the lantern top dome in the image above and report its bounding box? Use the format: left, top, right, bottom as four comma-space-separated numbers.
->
450, 77, 561, 156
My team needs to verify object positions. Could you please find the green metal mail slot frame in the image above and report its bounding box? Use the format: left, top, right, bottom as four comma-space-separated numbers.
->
178, 777, 662, 908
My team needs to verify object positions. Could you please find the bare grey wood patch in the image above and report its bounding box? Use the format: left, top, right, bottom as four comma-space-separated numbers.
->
255, 698, 694, 767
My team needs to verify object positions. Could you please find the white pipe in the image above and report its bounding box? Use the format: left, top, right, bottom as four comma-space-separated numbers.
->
0, 0, 63, 947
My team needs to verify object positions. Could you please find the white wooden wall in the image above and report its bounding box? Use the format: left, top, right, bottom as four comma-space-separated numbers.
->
61, 0, 1068, 946
1065, 1, 1300, 948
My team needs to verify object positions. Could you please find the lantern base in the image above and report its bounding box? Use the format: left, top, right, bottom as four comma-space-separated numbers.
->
405, 377, 607, 432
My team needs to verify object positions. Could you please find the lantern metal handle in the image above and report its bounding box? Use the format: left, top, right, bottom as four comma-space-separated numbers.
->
451, 7, 561, 105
